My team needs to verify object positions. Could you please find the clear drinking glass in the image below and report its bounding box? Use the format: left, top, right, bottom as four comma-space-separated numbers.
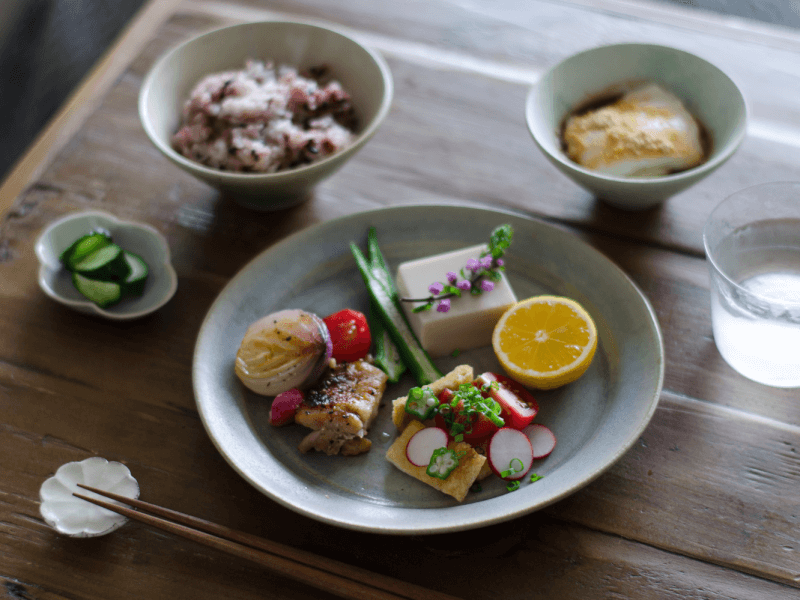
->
703, 182, 800, 388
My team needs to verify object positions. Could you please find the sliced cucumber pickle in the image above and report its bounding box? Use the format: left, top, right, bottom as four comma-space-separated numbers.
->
60, 229, 152, 309
59, 232, 112, 269
72, 243, 131, 281
121, 251, 149, 297
72, 273, 122, 308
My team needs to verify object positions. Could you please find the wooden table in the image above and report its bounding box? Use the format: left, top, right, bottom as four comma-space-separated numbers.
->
2, 0, 800, 598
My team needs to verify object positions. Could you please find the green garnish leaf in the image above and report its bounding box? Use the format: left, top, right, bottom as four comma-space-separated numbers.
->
488, 224, 513, 259
530, 473, 543, 483
506, 480, 521, 492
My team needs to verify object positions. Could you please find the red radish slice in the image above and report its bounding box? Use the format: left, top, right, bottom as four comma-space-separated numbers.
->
523, 424, 557, 459
406, 427, 448, 467
475, 372, 538, 430
487, 428, 534, 480
269, 388, 304, 426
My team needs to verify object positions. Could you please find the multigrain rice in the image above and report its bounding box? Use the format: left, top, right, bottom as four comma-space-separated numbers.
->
172, 60, 357, 173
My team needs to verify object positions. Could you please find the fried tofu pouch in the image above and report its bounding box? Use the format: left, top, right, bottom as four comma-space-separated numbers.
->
391, 364, 474, 430
385, 420, 486, 502
386, 365, 493, 500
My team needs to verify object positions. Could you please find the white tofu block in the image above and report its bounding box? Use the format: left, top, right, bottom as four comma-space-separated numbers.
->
396, 244, 517, 358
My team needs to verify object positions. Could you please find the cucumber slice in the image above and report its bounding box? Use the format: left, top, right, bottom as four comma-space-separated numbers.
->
72, 273, 122, 308
60, 232, 113, 270
72, 244, 131, 281
121, 251, 149, 297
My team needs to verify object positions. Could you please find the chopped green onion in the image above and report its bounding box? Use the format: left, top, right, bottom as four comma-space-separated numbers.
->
437, 383, 504, 440
529, 473, 543, 483
500, 458, 524, 478
506, 480, 521, 492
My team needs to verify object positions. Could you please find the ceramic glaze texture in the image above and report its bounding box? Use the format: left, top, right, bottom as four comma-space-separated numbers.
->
39, 457, 140, 537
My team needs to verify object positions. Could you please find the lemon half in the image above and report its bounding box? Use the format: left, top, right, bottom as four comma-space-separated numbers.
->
492, 295, 597, 390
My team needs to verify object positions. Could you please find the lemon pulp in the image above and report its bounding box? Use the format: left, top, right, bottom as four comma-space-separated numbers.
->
492, 295, 597, 390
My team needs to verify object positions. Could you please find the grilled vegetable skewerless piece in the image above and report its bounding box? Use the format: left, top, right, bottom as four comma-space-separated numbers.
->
234, 309, 332, 397
295, 359, 388, 456
350, 229, 442, 385
370, 302, 406, 383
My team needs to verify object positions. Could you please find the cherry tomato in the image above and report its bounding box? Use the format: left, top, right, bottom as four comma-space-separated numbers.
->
475, 372, 539, 430
323, 309, 371, 363
434, 397, 499, 444
437, 388, 456, 404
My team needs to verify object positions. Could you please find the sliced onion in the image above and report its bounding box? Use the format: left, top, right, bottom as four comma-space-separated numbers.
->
235, 309, 332, 396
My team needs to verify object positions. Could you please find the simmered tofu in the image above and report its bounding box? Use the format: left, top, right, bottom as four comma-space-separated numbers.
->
396, 244, 517, 357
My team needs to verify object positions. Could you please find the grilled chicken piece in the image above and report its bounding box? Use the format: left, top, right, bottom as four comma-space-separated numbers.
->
295, 359, 388, 455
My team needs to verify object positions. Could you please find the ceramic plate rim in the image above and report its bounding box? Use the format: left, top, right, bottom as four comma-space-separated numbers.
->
192, 204, 664, 534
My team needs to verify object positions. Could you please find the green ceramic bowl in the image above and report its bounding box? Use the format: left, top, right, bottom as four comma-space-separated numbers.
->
526, 43, 747, 210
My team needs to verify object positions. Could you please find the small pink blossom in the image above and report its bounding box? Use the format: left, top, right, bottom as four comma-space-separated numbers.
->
437, 298, 451, 313
428, 282, 444, 295
480, 256, 493, 269
496, 258, 504, 267
465, 258, 480, 272
480, 280, 495, 292
446, 271, 458, 284
457, 280, 471, 291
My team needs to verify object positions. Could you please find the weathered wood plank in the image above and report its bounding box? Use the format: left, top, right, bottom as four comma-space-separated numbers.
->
2, 221, 799, 589
3, 1, 800, 598
173, 0, 800, 255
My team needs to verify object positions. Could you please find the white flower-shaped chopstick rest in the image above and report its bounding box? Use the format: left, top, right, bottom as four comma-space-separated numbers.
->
39, 457, 140, 537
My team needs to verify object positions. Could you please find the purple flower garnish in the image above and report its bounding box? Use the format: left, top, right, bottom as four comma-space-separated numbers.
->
446, 271, 458, 284
496, 258, 504, 267
437, 298, 451, 313
457, 280, 471, 291
480, 256, 493, 269
428, 282, 444, 296
465, 258, 480, 272
480, 280, 495, 292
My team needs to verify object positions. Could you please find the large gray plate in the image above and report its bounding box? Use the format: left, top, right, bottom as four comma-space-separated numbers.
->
192, 205, 664, 534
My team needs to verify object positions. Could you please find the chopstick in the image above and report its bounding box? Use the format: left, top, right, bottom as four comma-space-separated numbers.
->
73, 485, 462, 600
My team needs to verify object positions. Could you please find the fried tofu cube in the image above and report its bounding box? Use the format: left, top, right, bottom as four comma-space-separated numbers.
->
386, 420, 486, 502
391, 364, 474, 430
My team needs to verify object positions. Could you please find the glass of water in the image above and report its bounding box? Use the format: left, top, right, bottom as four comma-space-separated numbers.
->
703, 182, 800, 387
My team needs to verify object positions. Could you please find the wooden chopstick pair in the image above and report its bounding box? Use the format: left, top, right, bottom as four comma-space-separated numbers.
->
73, 485, 462, 600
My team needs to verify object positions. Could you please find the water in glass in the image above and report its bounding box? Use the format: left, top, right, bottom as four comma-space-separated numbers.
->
709, 219, 800, 387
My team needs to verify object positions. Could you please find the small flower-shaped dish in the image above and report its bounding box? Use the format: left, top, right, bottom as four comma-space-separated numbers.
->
39, 457, 140, 537
35, 210, 178, 319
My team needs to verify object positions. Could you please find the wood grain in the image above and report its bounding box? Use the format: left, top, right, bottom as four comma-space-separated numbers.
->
2, 0, 800, 598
